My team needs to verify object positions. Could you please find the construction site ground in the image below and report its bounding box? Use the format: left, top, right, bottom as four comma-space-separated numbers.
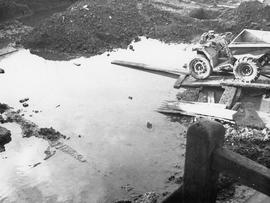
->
0, 0, 270, 202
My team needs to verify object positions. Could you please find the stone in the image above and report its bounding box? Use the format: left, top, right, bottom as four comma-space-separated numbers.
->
0, 126, 11, 145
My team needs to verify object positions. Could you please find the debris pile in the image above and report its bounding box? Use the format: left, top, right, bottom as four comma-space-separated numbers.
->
225, 124, 270, 168
220, 1, 270, 32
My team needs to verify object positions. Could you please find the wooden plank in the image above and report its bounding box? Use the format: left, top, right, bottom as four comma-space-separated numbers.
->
111, 60, 188, 79
219, 87, 238, 109
0, 47, 18, 57
156, 107, 234, 123
221, 80, 270, 89
174, 74, 188, 89
181, 76, 234, 88
159, 100, 270, 128
166, 100, 235, 120
157, 101, 234, 123
165, 100, 227, 109
213, 148, 270, 196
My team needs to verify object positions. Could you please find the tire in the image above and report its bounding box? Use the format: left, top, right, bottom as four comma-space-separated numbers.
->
233, 57, 261, 82
189, 54, 212, 80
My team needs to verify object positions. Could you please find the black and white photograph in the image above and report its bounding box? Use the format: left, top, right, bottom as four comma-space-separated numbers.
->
0, 0, 270, 202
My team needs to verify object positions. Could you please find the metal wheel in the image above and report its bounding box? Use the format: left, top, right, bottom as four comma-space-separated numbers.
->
233, 57, 261, 82
189, 55, 212, 80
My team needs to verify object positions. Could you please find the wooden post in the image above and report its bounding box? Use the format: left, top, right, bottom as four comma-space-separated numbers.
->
183, 119, 225, 203
213, 148, 270, 196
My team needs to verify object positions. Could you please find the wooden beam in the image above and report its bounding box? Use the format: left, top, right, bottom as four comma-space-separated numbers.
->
213, 148, 270, 196
158, 100, 270, 127
182, 120, 225, 203
156, 107, 234, 123
111, 60, 187, 79
219, 87, 238, 109
181, 76, 234, 88
166, 100, 235, 120
221, 80, 270, 89
0, 47, 17, 57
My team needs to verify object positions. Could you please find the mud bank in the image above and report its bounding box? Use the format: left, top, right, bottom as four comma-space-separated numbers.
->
0, 0, 75, 22
0, 0, 76, 48
20, 0, 270, 60
20, 0, 224, 59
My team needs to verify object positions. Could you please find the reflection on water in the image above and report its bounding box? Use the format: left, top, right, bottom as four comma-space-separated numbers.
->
0, 38, 191, 202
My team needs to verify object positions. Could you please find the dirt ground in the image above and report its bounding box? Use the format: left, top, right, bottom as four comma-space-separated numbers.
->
1, 0, 269, 59
1, 0, 270, 202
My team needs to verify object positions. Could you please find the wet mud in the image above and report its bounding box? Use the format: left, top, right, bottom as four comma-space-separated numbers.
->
1, 107, 87, 163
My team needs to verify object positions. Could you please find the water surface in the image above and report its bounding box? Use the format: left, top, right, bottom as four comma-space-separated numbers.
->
0, 38, 192, 202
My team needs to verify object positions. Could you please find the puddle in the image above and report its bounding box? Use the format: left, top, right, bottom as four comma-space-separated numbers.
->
0, 38, 191, 202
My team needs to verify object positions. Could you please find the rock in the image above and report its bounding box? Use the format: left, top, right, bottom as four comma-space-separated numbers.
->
19, 98, 29, 103
0, 126, 11, 146
146, 122, 152, 129
129, 45, 135, 51
22, 103, 29, 107
0, 68, 4, 73
0, 103, 9, 113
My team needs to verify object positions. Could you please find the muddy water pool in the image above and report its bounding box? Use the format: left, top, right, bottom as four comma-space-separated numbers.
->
0, 38, 193, 202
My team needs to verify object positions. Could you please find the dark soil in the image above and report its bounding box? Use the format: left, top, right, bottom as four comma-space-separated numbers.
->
0, 103, 9, 114
0, 0, 75, 48
0, 126, 11, 152
0, 0, 75, 22
20, 0, 226, 59
1, 1, 269, 59
38, 127, 66, 141
0, 0, 29, 22
219, 1, 270, 32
